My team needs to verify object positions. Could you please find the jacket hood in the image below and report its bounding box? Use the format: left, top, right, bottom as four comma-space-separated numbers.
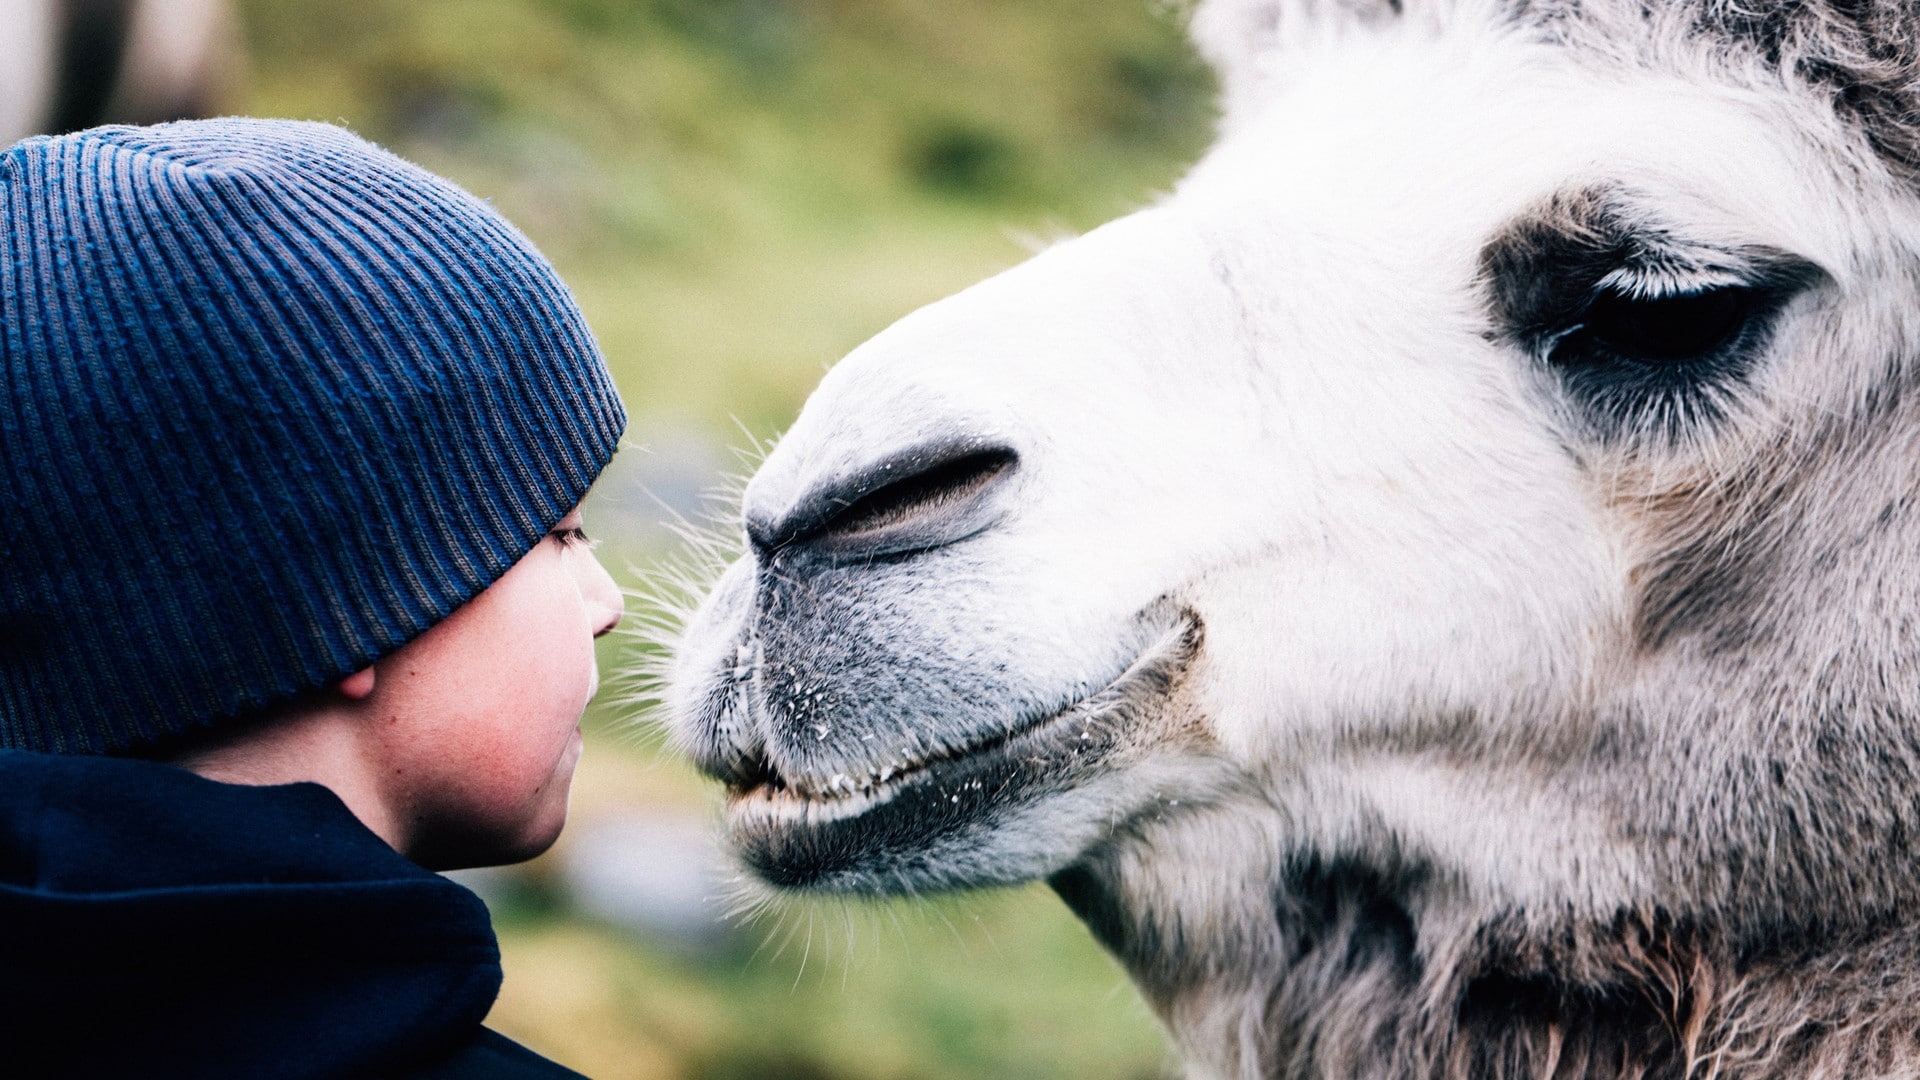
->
0, 749, 503, 1078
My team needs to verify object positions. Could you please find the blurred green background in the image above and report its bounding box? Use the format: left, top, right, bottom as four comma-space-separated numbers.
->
233, 1, 1216, 1075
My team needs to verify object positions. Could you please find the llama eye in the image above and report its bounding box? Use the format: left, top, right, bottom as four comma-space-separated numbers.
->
1549, 286, 1761, 369
1536, 279, 1802, 436
1481, 196, 1826, 440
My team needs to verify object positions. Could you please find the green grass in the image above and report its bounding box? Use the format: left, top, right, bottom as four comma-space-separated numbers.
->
231, 1, 1215, 1075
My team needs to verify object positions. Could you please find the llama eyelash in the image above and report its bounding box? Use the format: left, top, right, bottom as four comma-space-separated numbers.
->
1480, 203, 1825, 442
1536, 256, 1825, 439
550, 527, 597, 550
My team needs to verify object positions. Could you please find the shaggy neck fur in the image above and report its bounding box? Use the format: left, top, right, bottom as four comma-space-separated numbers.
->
1056, 820, 1920, 1080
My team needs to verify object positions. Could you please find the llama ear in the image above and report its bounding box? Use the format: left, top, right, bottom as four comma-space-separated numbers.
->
1188, 0, 1402, 127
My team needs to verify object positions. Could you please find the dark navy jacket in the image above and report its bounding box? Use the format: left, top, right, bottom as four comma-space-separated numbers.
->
0, 750, 585, 1078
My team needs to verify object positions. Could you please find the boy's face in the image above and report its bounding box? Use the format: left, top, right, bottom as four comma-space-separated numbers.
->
365, 505, 623, 870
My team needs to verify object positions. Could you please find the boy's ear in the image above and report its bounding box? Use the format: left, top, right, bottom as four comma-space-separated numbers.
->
339, 667, 377, 700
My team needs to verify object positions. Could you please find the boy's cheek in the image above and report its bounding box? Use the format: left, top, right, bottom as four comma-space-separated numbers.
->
404, 719, 583, 868
369, 545, 603, 866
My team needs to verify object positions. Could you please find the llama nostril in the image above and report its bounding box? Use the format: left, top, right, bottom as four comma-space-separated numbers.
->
748, 441, 1018, 560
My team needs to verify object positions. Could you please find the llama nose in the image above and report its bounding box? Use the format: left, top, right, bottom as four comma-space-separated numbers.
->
745, 440, 1019, 562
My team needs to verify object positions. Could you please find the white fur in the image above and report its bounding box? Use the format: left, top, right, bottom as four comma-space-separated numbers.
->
668, 1, 1920, 1075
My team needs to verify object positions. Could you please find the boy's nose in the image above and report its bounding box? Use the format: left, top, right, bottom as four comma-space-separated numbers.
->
580, 556, 624, 637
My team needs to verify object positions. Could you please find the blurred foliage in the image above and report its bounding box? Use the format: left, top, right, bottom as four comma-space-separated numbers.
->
235, 0, 1214, 436
490, 838, 1179, 1080
232, 1, 1215, 1076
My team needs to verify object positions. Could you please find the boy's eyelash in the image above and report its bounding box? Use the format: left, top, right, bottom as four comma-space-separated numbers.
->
550, 527, 597, 550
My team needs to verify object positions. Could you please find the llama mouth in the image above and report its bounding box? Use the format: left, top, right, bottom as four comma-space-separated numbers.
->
724, 606, 1204, 889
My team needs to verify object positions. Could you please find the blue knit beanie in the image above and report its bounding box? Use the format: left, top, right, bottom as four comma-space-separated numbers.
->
0, 118, 627, 755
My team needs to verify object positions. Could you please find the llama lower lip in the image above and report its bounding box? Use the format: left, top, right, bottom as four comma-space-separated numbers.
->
725, 607, 1203, 890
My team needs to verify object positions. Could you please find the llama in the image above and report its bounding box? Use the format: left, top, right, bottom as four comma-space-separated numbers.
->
665, 0, 1920, 1075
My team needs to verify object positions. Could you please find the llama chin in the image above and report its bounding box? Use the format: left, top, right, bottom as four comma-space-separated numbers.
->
665, 0, 1920, 1075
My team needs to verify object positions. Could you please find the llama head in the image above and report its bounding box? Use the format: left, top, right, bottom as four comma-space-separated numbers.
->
667, 0, 1920, 1054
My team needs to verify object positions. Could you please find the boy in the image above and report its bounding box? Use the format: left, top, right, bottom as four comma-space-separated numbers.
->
0, 118, 626, 1077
